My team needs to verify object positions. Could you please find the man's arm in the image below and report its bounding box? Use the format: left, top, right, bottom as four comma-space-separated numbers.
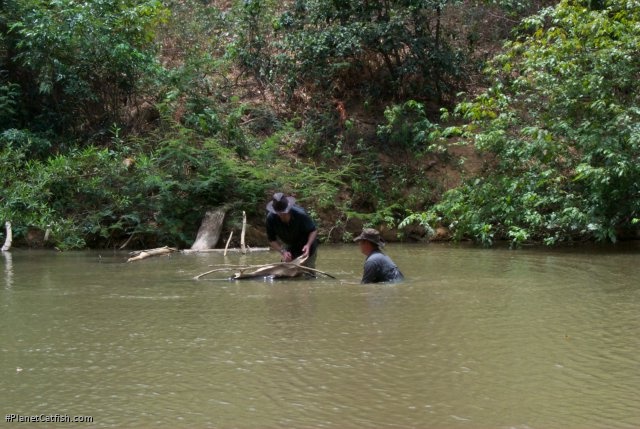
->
301, 229, 318, 257
361, 258, 378, 284
269, 240, 293, 262
266, 214, 292, 261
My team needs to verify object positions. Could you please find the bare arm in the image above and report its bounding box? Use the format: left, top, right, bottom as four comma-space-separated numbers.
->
270, 240, 292, 262
301, 229, 318, 257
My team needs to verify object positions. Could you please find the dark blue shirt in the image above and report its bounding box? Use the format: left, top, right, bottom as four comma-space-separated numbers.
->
361, 250, 404, 284
266, 206, 318, 258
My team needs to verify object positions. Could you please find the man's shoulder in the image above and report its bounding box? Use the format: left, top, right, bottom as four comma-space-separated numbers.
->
266, 212, 281, 228
290, 205, 308, 215
290, 206, 315, 223
366, 251, 386, 262
368, 251, 394, 264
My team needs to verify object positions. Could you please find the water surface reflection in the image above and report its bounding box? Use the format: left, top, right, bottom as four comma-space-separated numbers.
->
2, 250, 12, 289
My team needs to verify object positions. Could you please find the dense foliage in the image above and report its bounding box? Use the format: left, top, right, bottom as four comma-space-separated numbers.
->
1, 0, 638, 248
405, 0, 640, 246
2, 0, 167, 137
239, 0, 465, 102
0, 124, 358, 248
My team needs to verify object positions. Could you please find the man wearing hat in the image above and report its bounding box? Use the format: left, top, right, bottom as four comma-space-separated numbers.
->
354, 228, 404, 284
266, 192, 319, 268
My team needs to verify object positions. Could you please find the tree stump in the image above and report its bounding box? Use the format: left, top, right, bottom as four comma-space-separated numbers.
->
2, 221, 12, 252
191, 207, 226, 251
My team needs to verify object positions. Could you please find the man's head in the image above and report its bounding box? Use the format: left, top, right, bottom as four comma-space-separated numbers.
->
354, 228, 385, 255
266, 192, 295, 222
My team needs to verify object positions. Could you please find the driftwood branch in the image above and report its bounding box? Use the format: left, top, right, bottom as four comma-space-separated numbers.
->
223, 231, 233, 256
182, 247, 270, 254
119, 233, 135, 250
128, 208, 274, 264
127, 246, 178, 262
193, 255, 336, 280
192, 264, 267, 280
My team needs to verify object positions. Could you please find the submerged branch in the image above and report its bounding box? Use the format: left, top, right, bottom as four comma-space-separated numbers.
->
193, 255, 336, 280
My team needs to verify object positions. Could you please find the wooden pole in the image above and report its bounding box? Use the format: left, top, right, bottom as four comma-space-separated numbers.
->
241, 211, 247, 254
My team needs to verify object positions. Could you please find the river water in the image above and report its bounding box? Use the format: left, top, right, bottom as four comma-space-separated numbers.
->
1, 243, 639, 428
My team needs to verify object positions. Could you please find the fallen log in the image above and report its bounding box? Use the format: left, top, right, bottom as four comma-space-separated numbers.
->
127, 246, 178, 262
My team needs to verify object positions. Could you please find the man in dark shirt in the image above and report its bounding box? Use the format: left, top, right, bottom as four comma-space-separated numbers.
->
266, 192, 319, 268
354, 228, 404, 284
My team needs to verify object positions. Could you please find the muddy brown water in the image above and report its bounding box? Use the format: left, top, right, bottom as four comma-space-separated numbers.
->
2, 243, 639, 428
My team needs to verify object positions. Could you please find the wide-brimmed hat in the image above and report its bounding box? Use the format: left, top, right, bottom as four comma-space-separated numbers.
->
354, 228, 385, 248
266, 192, 296, 214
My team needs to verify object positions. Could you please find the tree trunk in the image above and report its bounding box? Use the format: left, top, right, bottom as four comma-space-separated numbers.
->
191, 207, 227, 251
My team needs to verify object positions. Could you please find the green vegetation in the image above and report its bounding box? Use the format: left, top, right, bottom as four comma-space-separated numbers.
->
1, 0, 638, 249
405, 0, 640, 246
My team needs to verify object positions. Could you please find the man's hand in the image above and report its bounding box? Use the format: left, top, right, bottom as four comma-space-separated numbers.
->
302, 230, 317, 259
281, 250, 293, 262
301, 244, 311, 258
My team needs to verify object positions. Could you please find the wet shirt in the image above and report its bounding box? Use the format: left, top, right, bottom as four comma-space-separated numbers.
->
361, 250, 404, 284
266, 206, 318, 258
